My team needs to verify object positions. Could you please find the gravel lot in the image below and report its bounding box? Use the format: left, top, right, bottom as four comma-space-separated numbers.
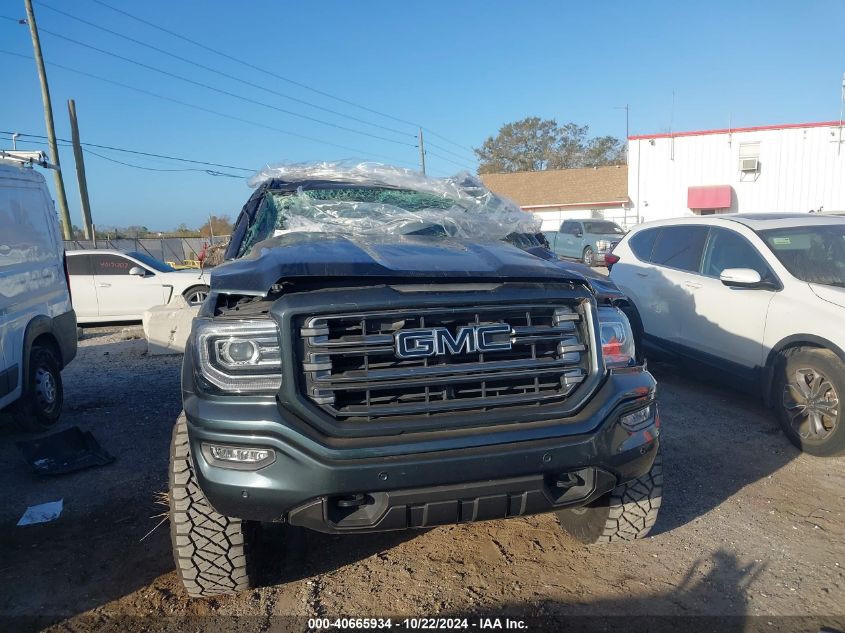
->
1, 326, 844, 632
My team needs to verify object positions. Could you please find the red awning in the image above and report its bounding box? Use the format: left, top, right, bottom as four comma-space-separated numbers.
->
688, 185, 732, 209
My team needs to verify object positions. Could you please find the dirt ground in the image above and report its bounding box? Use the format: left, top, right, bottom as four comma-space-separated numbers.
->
1, 326, 844, 632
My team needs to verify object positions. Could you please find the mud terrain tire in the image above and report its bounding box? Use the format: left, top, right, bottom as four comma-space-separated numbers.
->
556, 447, 662, 543
169, 412, 256, 597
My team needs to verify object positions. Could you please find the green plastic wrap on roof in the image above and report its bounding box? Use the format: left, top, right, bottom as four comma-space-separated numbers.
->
244, 161, 539, 243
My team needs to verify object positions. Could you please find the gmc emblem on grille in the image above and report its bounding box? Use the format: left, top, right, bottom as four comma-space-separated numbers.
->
394, 324, 512, 359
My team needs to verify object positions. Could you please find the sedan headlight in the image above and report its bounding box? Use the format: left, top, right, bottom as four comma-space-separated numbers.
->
597, 306, 636, 368
193, 319, 282, 393
596, 239, 611, 252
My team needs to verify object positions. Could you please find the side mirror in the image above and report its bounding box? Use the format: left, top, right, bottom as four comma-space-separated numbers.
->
128, 266, 147, 277
719, 268, 762, 288
575, 231, 583, 238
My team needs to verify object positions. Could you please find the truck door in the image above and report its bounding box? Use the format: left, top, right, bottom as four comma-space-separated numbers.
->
90, 253, 165, 318
67, 254, 99, 320
558, 220, 583, 257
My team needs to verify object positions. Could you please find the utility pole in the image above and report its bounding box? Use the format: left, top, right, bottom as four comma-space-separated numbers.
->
208, 214, 215, 245
838, 72, 844, 156
24, 0, 72, 239
67, 100, 94, 239
418, 127, 426, 176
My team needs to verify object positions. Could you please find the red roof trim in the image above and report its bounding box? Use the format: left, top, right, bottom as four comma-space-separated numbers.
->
629, 120, 841, 141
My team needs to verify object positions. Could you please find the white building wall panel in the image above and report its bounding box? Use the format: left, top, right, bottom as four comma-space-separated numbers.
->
628, 123, 845, 223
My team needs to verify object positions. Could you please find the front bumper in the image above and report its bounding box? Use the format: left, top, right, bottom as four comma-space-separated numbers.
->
183, 366, 659, 532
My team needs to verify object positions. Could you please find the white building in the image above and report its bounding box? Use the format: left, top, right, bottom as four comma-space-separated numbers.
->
628, 120, 845, 223
481, 166, 635, 230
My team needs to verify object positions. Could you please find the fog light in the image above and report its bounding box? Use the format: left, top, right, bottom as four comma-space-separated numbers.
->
620, 405, 653, 432
202, 443, 275, 469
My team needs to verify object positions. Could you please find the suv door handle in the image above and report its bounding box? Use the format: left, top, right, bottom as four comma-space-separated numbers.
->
684, 281, 702, 289
636, 271, 649, 278
97, 282, 111, 288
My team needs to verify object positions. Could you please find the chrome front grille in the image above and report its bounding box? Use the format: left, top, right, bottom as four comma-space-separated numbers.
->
298, 303, 592, 422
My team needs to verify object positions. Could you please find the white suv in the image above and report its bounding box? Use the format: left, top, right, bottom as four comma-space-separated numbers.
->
609, 213, 845, 456
66, 250, 209, 323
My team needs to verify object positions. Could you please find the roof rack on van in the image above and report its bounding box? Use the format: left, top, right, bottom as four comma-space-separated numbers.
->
0, 150, 59, 170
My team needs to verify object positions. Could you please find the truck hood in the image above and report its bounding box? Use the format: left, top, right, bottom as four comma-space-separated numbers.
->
809, 283, 845, 309
210, 233, 586, 296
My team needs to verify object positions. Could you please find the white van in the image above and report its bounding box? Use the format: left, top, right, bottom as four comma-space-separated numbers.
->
0, 152, 77, 431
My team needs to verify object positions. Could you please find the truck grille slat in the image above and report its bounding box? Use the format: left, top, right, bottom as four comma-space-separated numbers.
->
298, 303, 592, 422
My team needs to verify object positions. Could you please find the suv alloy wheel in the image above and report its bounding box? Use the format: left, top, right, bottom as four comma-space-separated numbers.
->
776, 348, 845, 457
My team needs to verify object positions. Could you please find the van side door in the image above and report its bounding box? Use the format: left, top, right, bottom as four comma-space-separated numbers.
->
0, 174, 62, 407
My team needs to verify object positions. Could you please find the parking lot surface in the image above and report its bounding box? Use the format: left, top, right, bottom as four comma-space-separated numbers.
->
1, 326, 843, 632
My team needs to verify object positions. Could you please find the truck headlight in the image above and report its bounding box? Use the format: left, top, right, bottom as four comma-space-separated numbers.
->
597, 306, 636, 368
596, 239, 611, 252
193, 319, 282, 393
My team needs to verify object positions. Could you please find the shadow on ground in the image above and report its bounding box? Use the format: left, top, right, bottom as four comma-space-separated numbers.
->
646, 360, 798, 534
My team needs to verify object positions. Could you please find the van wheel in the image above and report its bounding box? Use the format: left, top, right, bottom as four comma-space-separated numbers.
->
556, 448, 662, 543
582, 246, 595, 266
170, 412, 257, 597
183, 286, 209, 307
13, 344, 63, 432
775, 348, 845, 457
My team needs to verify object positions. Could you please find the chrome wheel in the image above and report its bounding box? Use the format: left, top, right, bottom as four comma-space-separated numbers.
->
185, 288, 208, 306
583, 248, 594, 266
782, 367, 839, 441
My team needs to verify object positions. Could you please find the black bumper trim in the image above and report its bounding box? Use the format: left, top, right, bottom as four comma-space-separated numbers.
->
287, 467, 617, 534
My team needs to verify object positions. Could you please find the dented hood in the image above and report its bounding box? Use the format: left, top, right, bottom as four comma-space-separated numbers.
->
210, 233, 585, 296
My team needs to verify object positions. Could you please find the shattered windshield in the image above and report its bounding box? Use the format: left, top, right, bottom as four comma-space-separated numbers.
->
236, 162, 539, 258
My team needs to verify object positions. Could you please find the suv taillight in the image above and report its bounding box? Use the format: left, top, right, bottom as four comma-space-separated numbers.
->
605, 253, 620, 268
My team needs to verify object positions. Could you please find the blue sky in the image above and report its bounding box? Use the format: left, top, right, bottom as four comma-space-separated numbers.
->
2, 0, 843, 231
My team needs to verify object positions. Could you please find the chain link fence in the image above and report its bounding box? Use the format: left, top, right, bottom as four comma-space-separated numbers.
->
63, 236, 230, 266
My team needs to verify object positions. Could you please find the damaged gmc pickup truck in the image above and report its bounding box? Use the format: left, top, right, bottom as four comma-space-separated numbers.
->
170, 163, 661, 597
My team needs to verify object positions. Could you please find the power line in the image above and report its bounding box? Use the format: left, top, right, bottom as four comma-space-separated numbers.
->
424, 149, 474, 172
33, 26, 417, 148
0, 50, 420, 167
83, 148, 244, 177
422, 128, 476, 155
34, 1, 415, 141
426, 139, 478, 163
91, 0, 476, 157
1, 127, 254, 171
2, 132, 245, 177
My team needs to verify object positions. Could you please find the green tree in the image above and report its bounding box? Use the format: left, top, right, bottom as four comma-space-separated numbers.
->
198, 214, 233, 238
474, 117, 625, 173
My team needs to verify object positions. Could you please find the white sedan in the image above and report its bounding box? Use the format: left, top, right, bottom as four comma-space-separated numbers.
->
609, 213, 845, 456
66, 250, 209, 324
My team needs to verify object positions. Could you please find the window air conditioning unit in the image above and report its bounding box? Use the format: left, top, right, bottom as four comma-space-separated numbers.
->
739, 157, 759, 172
